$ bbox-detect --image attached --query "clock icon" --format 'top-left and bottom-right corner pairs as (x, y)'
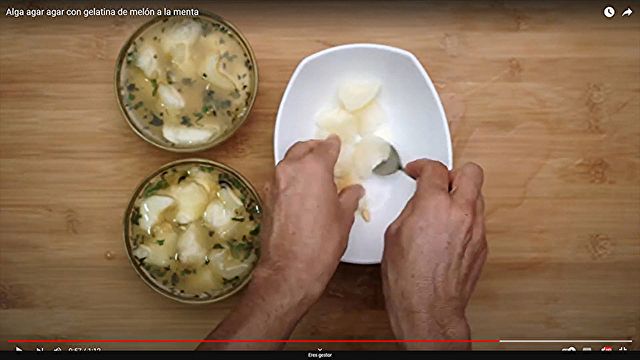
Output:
(604, 6), (615, 18)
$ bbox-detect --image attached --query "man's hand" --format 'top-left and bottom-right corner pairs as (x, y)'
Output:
(381, 160), (486, 350)
(259, 135), (365, 301)
(199, 136), (363, 350)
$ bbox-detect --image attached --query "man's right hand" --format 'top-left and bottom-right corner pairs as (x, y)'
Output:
(381, 160), (487, 350)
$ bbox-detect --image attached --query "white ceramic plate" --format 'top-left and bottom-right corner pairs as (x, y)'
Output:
(274, 44), (452, 264)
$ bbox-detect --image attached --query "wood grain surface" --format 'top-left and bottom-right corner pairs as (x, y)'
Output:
(1, 0), (639, 351)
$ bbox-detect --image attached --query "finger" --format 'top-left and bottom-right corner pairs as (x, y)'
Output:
(405, 159), (449, 194)
(311, 135), (342, 168)
(464, 245), (488, 299)
(465, 194), (485, 250)
(460, 195), (486, 296)
(450, 162), (484, 204)
(310, 134), (342, 167)
(338, 184), (365, 223)
(386, 161), (447, 236)
(283, 139), (322, 161)
(338, 184), (364, 250)
(462, 194), (486, 265)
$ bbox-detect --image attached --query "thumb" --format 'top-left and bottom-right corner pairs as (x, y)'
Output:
(338, 184), (365, 219)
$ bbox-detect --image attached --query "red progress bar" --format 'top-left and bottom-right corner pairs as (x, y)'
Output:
(9, 339), (499, 343)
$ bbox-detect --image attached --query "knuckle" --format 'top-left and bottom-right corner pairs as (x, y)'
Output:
(290, 140), (305, 149)
(463, 162), (484, 182)
(385, 220), (401, 240)
(432, 159), (449, 172)
(424, 160), (449, 179)
(274, 161), (287, 174)
(283, 142), (303, 158)
(274, 162), (293, 183)
(465, 162), (484, 175)
(306, 148), (323, 161)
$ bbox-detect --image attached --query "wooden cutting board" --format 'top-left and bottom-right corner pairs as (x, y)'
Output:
(1, 0), (638, 351)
